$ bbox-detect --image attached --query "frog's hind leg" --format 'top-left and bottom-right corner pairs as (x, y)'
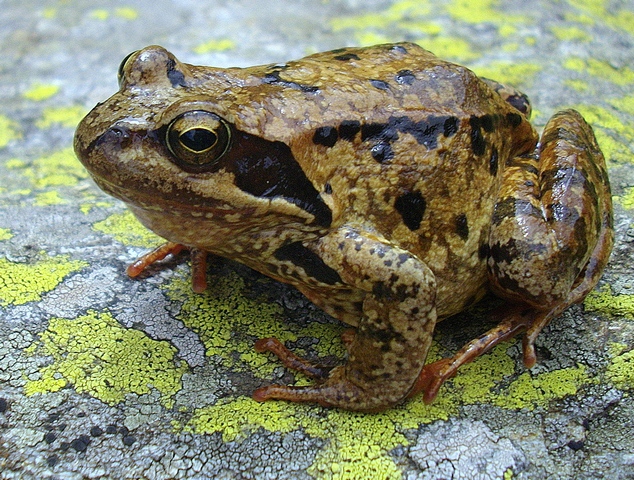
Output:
(488, 109), (612, 315)
(412, 109), (613, 404)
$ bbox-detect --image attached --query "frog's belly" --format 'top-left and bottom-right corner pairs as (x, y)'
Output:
(434, 267), (489, 319)
(259, 255), (488, 327)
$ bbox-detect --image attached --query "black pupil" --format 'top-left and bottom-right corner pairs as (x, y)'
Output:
(180, 128), (217, 152)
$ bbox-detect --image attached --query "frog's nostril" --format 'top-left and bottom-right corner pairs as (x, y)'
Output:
(100, 125), (133, 150)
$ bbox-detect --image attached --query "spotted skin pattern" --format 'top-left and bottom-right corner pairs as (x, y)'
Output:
(75, 43), (613, 411)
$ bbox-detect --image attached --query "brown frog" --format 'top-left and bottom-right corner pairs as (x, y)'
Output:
(74, 42), (613, 412)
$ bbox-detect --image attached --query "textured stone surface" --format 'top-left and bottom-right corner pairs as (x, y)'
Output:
(1, 1), (633, 478)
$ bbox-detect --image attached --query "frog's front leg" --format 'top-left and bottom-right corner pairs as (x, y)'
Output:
(126, 242), (210, 293)
(412, 109), (613, 403)
(254, 227), (438, 412)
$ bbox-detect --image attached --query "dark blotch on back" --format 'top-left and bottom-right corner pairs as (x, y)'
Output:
(391, 45), (408, 54)
(480, 114), (495, 132)
(334, 53), (360, 61)
(455, 214), (469, 240)
(489, 147), (499, 176)
(361, 123), (391, 142)
(338, 120), (361, 141)
(371, 142), (394, 163)
(370, 79), (390, 91)
(469, 115), (487, 156)
(166, 59), (186, 87)
(443, 117), (459, 137)
(361, 115), (459, 151)
(395, 70), (415, 85)
(490, 238), (548, 267)
(313, 126), (338, 147)
(505, 93), (531, 116)
(274, 242), (342, 285)
(395, 191), (426, 231)
(262, 70), (319, 93)
(506, 112), (523, 128)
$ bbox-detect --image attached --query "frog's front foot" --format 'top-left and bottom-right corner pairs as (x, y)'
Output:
(126, 242), (210, 292)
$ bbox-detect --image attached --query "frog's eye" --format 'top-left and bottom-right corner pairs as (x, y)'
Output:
(166, 111), (231, 168)
(117, 50), (138, 87)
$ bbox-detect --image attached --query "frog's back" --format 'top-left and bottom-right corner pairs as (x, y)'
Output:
(213, 43), (516, 141)
(238, 42), (537, 316)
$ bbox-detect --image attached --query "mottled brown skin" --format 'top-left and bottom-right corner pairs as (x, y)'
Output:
(74, 42), (613, 412)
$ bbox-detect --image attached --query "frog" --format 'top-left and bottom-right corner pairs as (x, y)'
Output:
(74, 42), (613, 412)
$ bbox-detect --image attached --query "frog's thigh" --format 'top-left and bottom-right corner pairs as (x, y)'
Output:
(313, 227), (438, 411)
(489, 109), (612, 308)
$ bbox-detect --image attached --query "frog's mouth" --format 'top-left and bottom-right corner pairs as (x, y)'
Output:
(88, 172), (253, 220)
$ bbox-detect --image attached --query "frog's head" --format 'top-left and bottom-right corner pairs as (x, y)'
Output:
(74, 46), (331, 247)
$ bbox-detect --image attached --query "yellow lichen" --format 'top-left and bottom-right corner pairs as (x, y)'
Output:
(36, 105), (87, 129)
(331, 1), (432, 32)
(79, 200), (113, 215)
(330, 1), (481, 62)
(606, 343), (634, 391)
(499, 24), (517, 38)
(186, 397), (302, 442)
(115, 7), (138, 20)
(7, 147), (88, 188)
(0, 114), (21, 148)
(564, 57), (634, 86)
(90, 9), (109, 20)
(171, 267), (460, 478)
(564, 79), (590, 92)
(23, 83), (60, 101)
(446, 341), (517, 403)
(493, 365), (589, 410)
(563, 12), (595, 25)
(92, 210), (163, 248)
(34, 190), (65, 206)
(551, 26), (592, 42)
(193, 39), (236, 55)
(175, 269), (596, 475)
(304, 394), (457, 480)
(164, 272), (290, 375)
(25, 310), (187, 407)
(0, 228), (12, 241)
(446, 0), (526, 25)
(471, 62), (542, 90)
(572, 104), (634, 164)
(170, 259), (600, 477)
(0, 254), (86, 306)
(584, 285), (634, 318)
(42, 7), (56, 19)
(417, 36), (480, 62)
(185, 374), (457, 479)
(568, 0), (634, 34)
(610, 94), (634, 117)
(619, 187), (634, 210)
